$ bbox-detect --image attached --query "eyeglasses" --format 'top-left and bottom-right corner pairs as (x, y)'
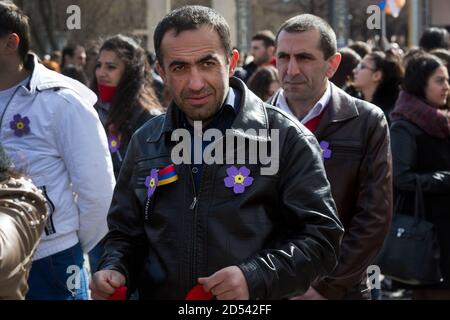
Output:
(355, 63), (376, 72)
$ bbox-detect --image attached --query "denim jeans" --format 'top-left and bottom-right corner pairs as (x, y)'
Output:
(26, 242), (89, 300)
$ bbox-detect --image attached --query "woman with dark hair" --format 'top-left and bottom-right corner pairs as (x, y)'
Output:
(390, 53), (450, 299)
(89, 35), (163, 274)
(330, 47), (361, 89)
(353, 51), (404, 123)
(431, 49), (450, 109)
(0, 144), (48, 299)
(247, 66), (280, 101)
(91, 34), (163, 178)
(431, 48), (450, 76)
(348, 41), (372, 60)
(403, 47), (425, 68)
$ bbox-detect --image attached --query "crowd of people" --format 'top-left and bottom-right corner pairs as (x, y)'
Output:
(1, 1), (450, 300)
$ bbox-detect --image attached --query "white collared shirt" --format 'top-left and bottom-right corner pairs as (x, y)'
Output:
(275, 81), (332, 124)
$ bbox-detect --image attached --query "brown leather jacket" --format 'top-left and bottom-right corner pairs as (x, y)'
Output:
(269, 83), (393, 299)
(0, 176), (48, 300)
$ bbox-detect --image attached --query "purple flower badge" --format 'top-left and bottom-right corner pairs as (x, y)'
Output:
(108, 133), (122, 153)
(144, 169), (158, 198)
(224, 166), (254, 194)
(10, 114), (30, 137)
(320, 141), (332, 159)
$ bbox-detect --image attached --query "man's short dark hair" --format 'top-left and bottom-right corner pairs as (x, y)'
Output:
(252, 30), (275, 48)
(62, 45), (76, 59)
(403, 53), (444, 100)
(276, 14), (337, 60)
(419, 27), (449, 51)
(61, 44), (84, 68)
(154, 5), (232, 66)
(0, 1), (30, 63)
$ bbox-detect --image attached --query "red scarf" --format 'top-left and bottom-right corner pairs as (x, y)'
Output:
(304, 112), (324, 133)
(98, 84), (117, 103)
(390, 91), (450, 139)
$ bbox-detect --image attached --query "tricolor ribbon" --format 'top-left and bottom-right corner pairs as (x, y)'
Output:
(157, 164), (178, 186)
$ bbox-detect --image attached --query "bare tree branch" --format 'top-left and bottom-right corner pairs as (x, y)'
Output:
(37, 0), (58, 50)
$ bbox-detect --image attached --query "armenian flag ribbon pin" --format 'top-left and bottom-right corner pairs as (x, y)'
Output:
(157, 164), (178, 186)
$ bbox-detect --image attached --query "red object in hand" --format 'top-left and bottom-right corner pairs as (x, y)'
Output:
(185, 285), (214, 300)
(108, 286), (127, 300)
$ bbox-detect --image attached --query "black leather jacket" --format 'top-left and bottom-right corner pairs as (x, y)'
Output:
(99, 78), (344, 299)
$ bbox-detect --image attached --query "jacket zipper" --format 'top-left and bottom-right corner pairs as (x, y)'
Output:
(189, 165), (199, 209)
(116, 150), (123, 163)
(187, 131), (223, 288)
(188, 164), (201, 288)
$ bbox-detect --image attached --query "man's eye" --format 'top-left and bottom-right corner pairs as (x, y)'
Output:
(172, 65), (185, 72)
(203, 61), (215, 67)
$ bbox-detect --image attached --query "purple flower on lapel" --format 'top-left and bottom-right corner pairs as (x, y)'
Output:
(108, 133), (122, 153)
(10, 114), (30, 137)
(224, 166), (254, 194)
(144, 169), (158, 198)
(320, 141), (332, 159)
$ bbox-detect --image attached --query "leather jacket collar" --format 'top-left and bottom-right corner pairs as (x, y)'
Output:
(268, 82), (359, 139)
(315, 83), (359, 139)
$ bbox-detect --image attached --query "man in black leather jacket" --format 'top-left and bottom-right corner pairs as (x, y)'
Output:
(90, 5), (344, 300)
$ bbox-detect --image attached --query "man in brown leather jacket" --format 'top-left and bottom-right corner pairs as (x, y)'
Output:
(0, 145), (48, 300)
(268, 14), (392, 299)
(90, 6), (344, 300)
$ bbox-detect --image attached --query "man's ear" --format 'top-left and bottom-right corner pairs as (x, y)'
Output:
(4, 33), (20, 55)
(156, 61), (166, 83)
(326, 52), (342, 79)
(228, 49), (240, 77)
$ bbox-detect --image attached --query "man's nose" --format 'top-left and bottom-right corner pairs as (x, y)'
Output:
(188, 67), (205, 91)
(287, 58), (300, 76)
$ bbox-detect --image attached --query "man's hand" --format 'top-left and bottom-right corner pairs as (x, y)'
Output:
(89, 270), (126, 300)
(198, 266), (249, 300)
(290, 286), (327, 300)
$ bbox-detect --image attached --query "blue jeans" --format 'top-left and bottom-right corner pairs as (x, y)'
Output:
(26, 242), (89, 300)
